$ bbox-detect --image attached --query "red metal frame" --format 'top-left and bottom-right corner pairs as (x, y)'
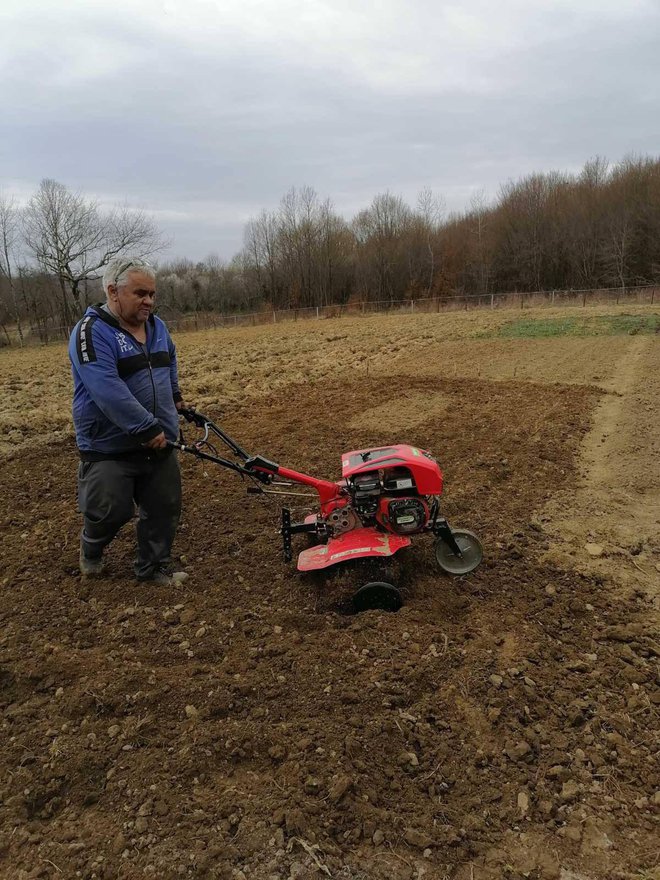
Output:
(275, 466), (346, 513)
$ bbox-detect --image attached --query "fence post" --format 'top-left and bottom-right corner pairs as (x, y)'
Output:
(490, 293), (494, 309)
(551, 290), (555, 305)
(316, 306), (319, 319)
(273, 311), (276, 323)
(582, 290), (587, 307)
(411, 300), (415, 313)
(652, 288), (655, 305)
(520, 293), (524, 309)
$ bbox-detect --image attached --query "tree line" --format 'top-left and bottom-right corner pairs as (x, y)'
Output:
(0, 179), (164, 344)
(1, 156), (659, 343)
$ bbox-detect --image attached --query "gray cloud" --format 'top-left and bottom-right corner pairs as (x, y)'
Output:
(1, 0), (659, 260)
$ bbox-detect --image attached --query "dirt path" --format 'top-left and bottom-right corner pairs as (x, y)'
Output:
(541, 335), (660, 602)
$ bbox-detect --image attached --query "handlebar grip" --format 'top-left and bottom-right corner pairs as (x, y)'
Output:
(178, 406), (208, 427)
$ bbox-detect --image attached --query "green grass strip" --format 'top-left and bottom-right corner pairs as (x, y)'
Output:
(483, 314), (659, 339)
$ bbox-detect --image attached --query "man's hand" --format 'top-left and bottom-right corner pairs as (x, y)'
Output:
(143, 431), (168, 450)
(175, 400), (186, 412)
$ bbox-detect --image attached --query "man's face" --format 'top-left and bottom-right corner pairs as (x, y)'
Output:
(110, 270), (156, 324)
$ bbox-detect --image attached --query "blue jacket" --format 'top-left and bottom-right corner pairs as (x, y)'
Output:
(69, 305), (182, 458)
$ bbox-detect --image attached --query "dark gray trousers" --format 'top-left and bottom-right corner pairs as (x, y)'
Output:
(77, 452), (181, 579)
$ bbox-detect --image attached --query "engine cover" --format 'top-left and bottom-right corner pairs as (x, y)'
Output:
(376, 497), (429, 535)
(342, 444), (443, 495)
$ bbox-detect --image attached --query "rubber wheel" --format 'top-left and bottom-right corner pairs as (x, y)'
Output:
(352, 581), (403, 613)
(435, 529), (483, 575)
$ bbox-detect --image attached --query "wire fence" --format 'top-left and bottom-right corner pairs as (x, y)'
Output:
(2, 283), (658, 346)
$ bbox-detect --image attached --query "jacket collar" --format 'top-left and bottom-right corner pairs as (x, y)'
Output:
(90, 304), (156, 331)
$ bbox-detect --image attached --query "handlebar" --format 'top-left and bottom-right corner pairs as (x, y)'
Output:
(174, 406), (273, 485)
(178, 405), (208, 428)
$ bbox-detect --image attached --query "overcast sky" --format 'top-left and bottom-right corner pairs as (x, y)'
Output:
(1, 0), (658, 261)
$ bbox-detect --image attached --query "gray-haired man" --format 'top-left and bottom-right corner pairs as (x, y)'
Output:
(68, 257), (188, 585)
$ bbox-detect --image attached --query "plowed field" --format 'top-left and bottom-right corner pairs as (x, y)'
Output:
(0, 305), (658, 880)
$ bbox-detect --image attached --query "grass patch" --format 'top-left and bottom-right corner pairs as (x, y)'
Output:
(483, 313), (660, 339)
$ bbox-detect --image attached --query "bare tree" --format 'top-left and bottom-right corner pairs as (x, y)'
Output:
(416, 187), (445, 296)
(603, 157), (644, 293)
(0, 193), (24, 344)
(353, 193), (413, 302)
(468, 190), (491, 296)
(277, 186), (319, 307)
(562, 160), (609, 288)
(23, 179), (166, 326)
(244, 209), (281, 303)
(318, 198), (353, 306)
(605, 212), (633, 294)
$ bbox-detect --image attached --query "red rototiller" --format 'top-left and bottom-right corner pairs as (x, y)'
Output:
(174, 408), (483, 611)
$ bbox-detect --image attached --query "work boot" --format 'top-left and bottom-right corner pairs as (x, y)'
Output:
(138, 564), (189, 586)
(79, 548), (105, 578)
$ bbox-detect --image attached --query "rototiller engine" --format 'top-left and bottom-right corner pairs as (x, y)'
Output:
(174, 408), (483, 611)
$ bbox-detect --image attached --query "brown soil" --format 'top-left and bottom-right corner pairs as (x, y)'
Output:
(541, 335), (660, 604)
(0, 309), (659, 880)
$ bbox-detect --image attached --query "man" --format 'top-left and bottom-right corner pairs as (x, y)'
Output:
(68, 257), (188, 585)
